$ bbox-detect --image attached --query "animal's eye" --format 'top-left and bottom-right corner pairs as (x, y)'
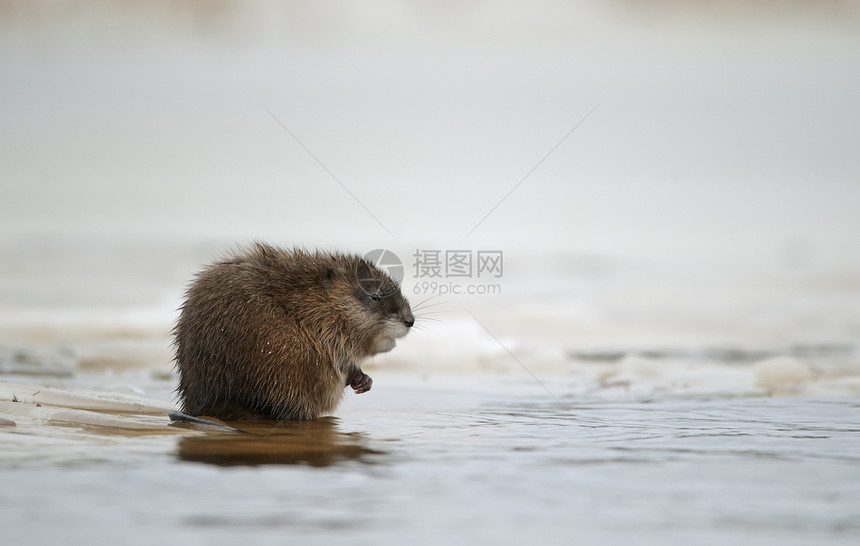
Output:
(370, 293), (380, 301)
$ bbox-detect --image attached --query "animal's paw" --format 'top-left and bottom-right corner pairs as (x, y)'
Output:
(348, 370), (373, 394)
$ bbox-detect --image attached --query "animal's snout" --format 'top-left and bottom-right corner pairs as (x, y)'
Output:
(403, 314), (414, 328)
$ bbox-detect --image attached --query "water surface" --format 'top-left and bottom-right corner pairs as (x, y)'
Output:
(2, 375), (859, 545)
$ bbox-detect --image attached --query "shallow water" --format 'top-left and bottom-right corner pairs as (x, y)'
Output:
(1, 375), (859, 545)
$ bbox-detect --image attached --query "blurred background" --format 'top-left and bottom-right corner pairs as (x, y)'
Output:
(1, 0), (859, 395)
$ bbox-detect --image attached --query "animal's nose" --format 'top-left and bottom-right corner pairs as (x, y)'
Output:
(403, 314), (414, 328)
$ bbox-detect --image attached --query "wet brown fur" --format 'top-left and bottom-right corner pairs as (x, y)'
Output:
(173, 243), (412, 420)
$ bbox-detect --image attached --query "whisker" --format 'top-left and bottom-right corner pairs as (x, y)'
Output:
(411, 295), (439, 307)
(413, 309), (447, 316)
(414, 316), (443, 323)
(413, 311), (444, 320)
(411, 297), (455, 312)
(413, 304), (453, 313)
(412, 304), (455, 315)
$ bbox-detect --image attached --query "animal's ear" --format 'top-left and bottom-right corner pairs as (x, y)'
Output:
(355, 260), (378, 295)
(355, 259), (373, 281)
(321, 266), (335, 288)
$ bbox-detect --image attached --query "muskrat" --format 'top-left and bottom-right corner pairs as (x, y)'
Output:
(173, 243), (413, 420)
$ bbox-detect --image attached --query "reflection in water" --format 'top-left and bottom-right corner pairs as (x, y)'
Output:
(175, 417), (384, 467)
